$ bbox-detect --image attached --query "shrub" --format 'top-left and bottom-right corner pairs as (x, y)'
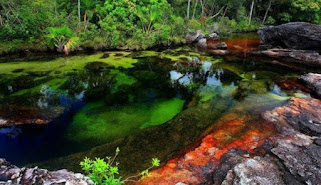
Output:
(80, 147), (160, 185)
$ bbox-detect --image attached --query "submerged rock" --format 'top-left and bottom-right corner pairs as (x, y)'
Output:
(258, 22), (321, 50)
(0, 105), (64, 128)
(84, 61), (110, 71)
(0, 158), (93, 185)
(300, 73), (321, 98)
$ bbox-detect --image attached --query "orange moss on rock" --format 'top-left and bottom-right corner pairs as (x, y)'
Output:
(137, 114), (276, 185)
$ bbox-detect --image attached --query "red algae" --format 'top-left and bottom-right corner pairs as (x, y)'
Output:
(208, 39), (260, 57)
(137, 114), (276, 185)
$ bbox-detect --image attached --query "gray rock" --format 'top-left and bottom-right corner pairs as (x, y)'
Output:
(251, 49), (321, 67)
(271, 142), (321, 185)
(258, 22), (321, 50)
(208, 33), (220, 41)
(186, 30), (205, 44)
(300, 73), (321, 98)
(196, 38), (207, 49)
(209, 50), (229, 56)
(0, 159), (94, 185)
(215, 42), (228, 50)
(222, 156), (286, 185)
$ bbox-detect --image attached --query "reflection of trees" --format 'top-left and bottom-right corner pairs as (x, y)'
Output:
(62, 71), (115, 101)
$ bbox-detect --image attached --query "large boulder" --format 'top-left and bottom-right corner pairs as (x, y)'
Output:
(0, 158), (94, 185)
(300, 73), (321, 98)
(208, 33), (220, 41)
(258, 22), (321, 50)
(185, 30), (205, 44)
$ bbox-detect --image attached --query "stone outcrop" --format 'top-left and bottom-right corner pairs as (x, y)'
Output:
(258, 22), (321, 50)
(207, 33), (220, 41)
(300, 73), (321, 98)
(255, 22), (321, 68)
(252, 49), (321, 67)
(185, 30), (205, 44)
(138, 97), (321, 185)
(0, 158), (94, 185)
(262, 98), (321, 184)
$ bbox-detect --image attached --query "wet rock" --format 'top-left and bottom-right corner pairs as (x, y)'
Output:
(0, 105), (65, 128)
(258, 22), (321, 50)
(271, 141), (321, 184)
(251, 49), (321, 67)
(263, 98), (321, 136)
(186, 30), (205, 44)
(213, 149), (250, 184)
(196, 38), (207, 49)
(208, 33), (220, 41)
(209, 50), (229, 56)
(0, 158), (93, 185)
(11, 69), (24, 73)
(221, 156), (286, 185)
(100, 53), (110, 59)
(300, 73), (321, 98)
(262, 98), (321, 184)
(215, 42), (228, 50)
(28, 71), (51, 77)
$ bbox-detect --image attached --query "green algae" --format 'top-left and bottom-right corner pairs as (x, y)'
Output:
(0, 52), (138, 76)
(65, 98), (185, 146)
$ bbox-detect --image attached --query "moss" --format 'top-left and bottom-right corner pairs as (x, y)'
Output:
(65, 98), (185, 146)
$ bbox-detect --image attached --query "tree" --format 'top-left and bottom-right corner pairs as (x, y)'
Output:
(46, 26), (78, 54)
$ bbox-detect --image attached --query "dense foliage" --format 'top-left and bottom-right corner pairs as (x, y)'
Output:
(0, 0), (320, 53)
(80, 147), (160, 185)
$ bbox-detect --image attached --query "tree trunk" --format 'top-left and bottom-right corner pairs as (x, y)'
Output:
(262, 0), (272, 25)
(78, 0), (81, 26)
(187, 0), (191, 19)
(200, 0), (204, 16)
(192, 0), (199, 19)
(210, 0), (216, 15)
(248, 0), (255, 25)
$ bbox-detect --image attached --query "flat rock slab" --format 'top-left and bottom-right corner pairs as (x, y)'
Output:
(251, 49), (321, 67)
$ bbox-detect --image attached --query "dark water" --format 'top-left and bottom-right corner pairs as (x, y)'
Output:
(0, 35), (314, 172)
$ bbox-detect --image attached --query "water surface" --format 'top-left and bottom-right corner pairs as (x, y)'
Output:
(0, 34), (314, 174)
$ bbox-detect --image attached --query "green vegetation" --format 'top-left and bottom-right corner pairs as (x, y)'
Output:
(80, 147), (160, 184)
(1, 0), (320, 54)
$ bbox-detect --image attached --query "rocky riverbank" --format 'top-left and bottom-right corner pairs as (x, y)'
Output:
(0, 158), (93, 185)
(137, 97), (321, 184)
(252, 22), (321, 67)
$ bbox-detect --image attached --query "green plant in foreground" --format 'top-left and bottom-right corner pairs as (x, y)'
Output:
(80, 147), (160, 185)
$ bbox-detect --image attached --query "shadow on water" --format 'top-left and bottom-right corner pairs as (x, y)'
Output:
(0, 34), (314, 175)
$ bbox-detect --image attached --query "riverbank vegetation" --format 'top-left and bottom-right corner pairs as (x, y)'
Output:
(0, 0), (320, 54)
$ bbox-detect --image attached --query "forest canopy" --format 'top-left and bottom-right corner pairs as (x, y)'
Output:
(0, 0), (320, 52)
